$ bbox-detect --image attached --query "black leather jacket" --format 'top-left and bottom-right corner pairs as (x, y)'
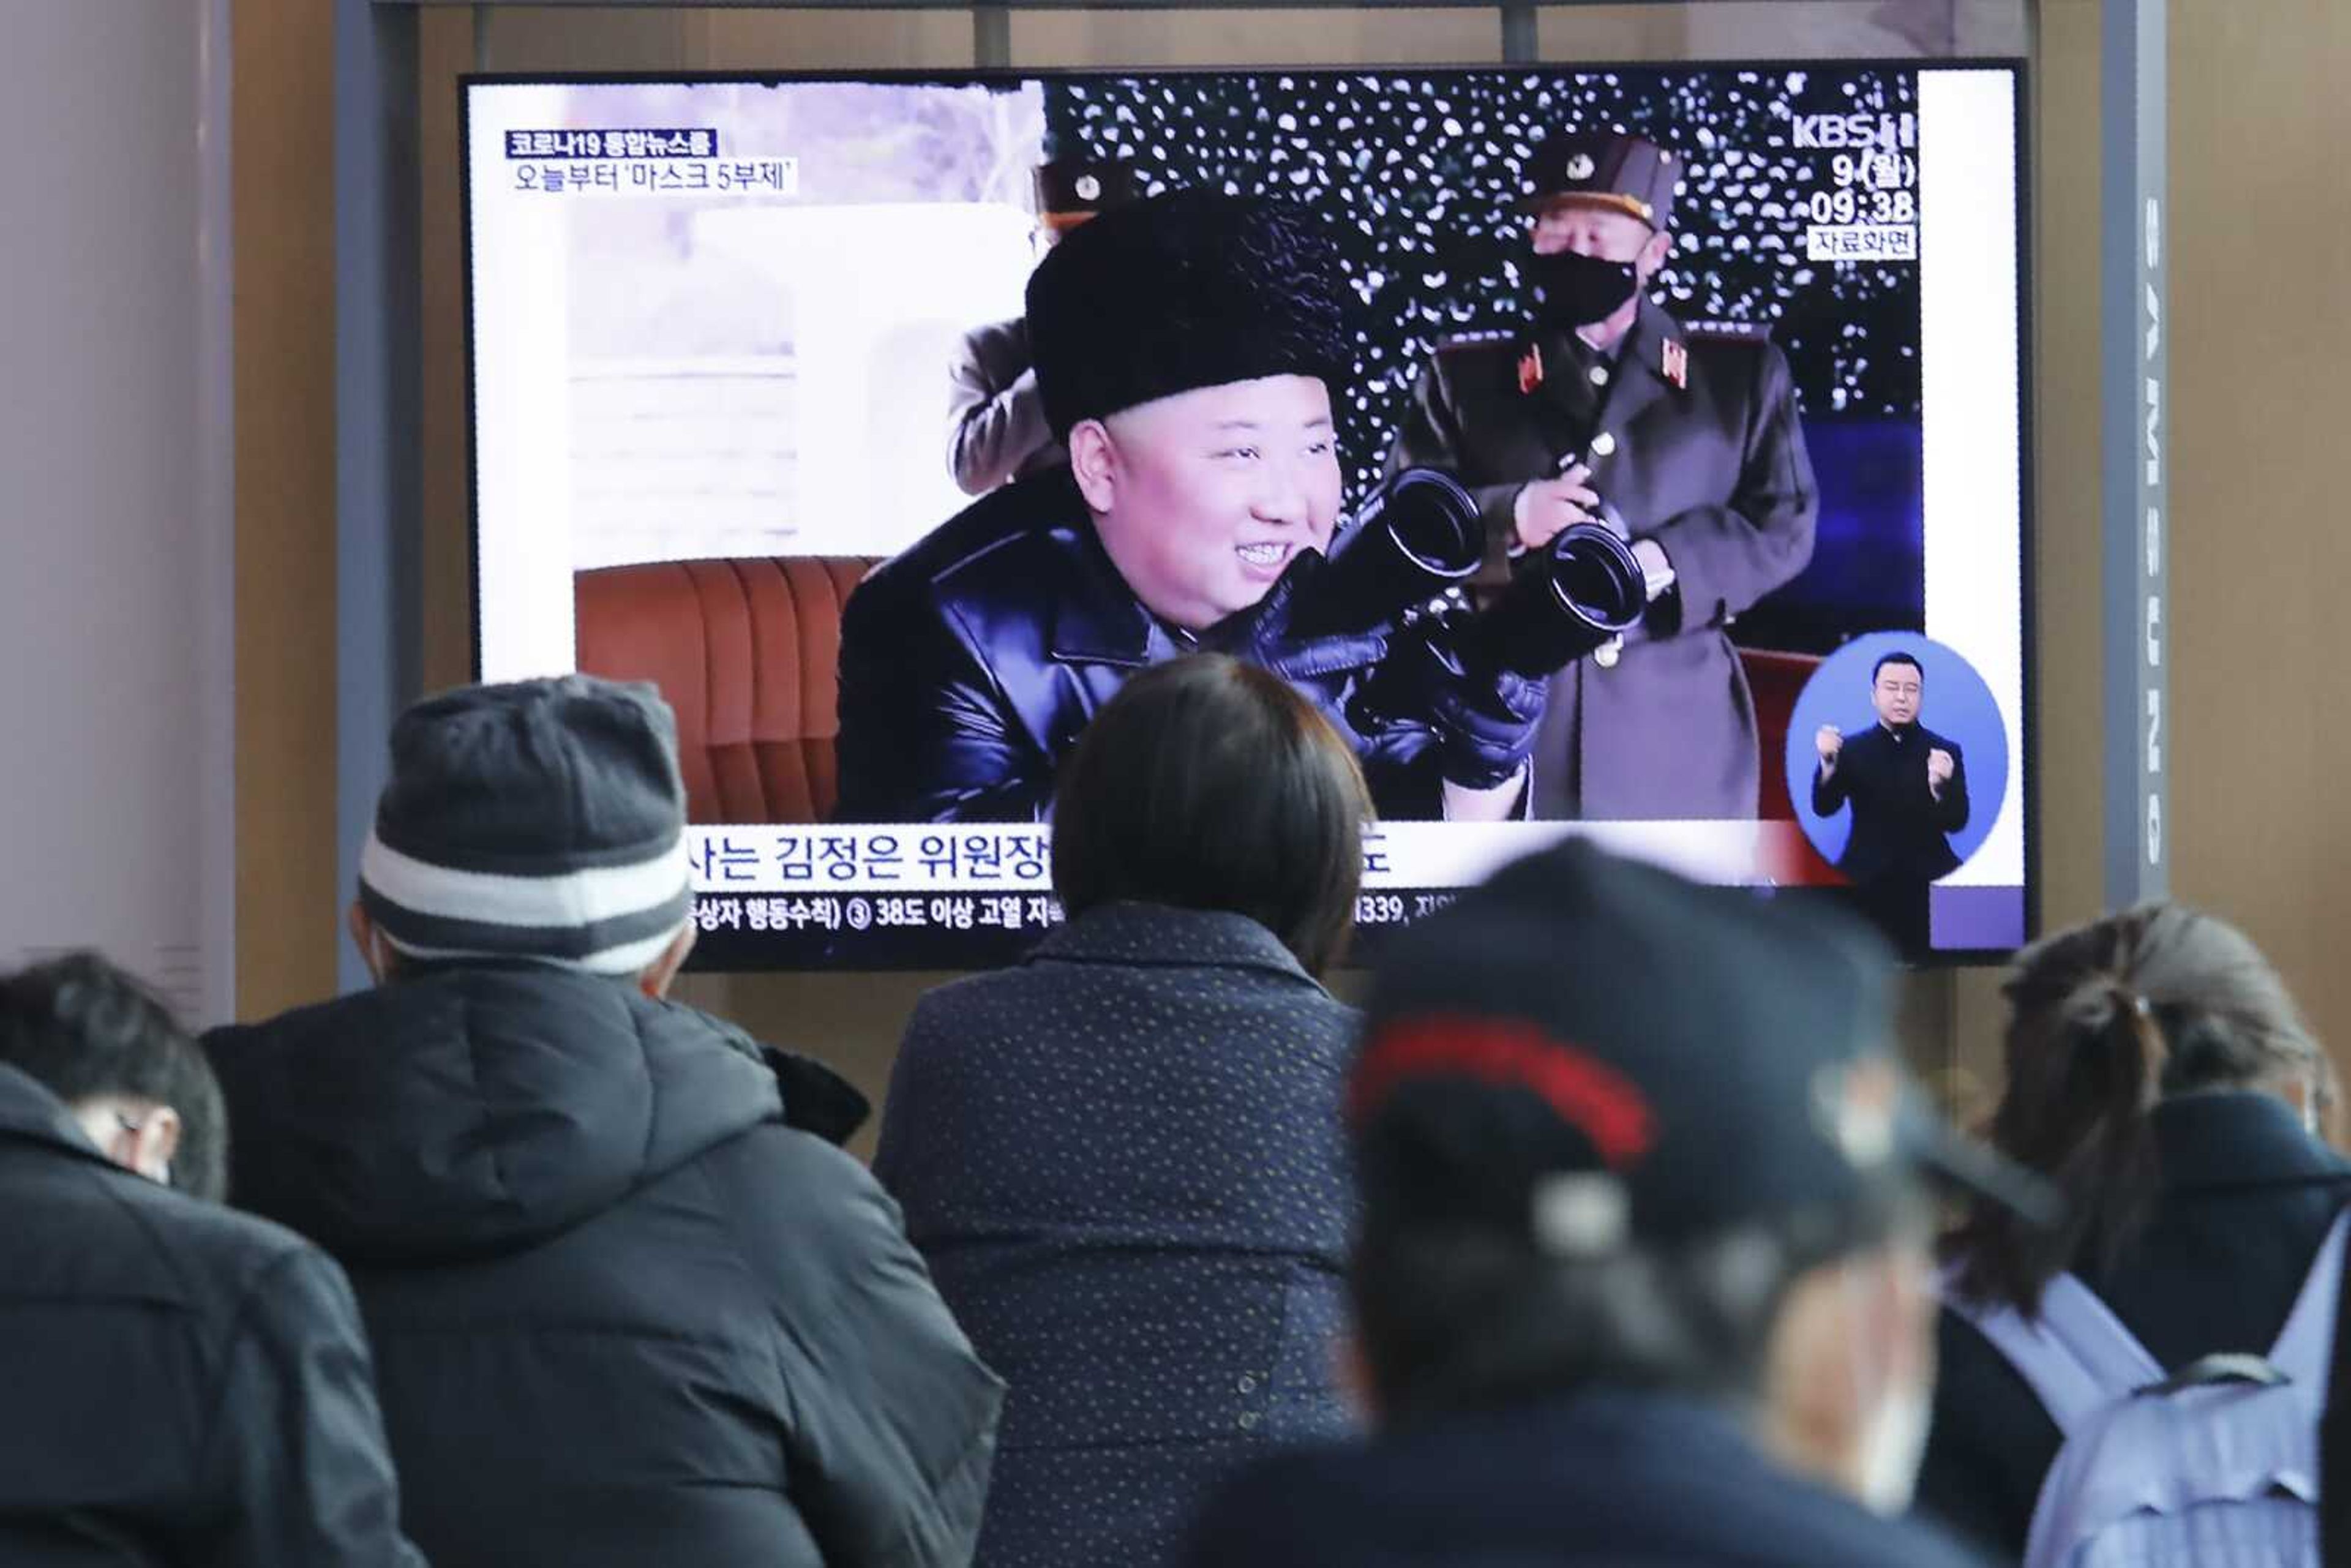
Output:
(833, 468), (1445, 822)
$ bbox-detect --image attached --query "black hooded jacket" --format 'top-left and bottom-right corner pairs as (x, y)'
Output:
(204, 964), (1002, 1568)
(0, 1062), (422, 1567)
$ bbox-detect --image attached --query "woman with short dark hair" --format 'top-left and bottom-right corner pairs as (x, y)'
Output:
(874, 653), (1371, 1568)
(1918, 903), (2350, 1560)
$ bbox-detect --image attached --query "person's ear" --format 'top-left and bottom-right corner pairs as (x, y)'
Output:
(2283, 1072), (2334, 1142)
(637, 921), (698, 1000)
(1638, 227), (1673, 280)
(1068, 418), (1119, 513)
(347, 901), (392, 984)
(80, 1098), (181, 1185)
(1759, 1240), (1934, 1510)
(124, 1104), (182, 1186)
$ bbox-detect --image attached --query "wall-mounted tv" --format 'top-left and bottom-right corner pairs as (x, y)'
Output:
(463, 61), (2029, 969)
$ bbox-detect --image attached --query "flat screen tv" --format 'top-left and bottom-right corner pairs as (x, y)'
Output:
(462, 61), (2030, 969)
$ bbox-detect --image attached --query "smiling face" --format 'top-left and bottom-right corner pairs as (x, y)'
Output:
(1068, 373), (1343, 631)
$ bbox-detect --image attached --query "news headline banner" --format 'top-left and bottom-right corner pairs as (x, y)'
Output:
(678, 822), (1872, 969)
(688, 823), (1798, 899)
(503, 127), (798, 198)
(678, 820), (2018, 959)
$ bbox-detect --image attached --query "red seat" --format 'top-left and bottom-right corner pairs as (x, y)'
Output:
(574, 557), (877, 825)
(1743, 647), (1822, 820)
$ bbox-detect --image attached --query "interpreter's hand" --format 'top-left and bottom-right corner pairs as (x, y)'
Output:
(1816, 725), (1843, 767)
(1512, 463), (1600, 553)
(1927, 748), (1955, 794)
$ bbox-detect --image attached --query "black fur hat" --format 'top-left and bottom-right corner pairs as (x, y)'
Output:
(1026, 189), (1352, 440)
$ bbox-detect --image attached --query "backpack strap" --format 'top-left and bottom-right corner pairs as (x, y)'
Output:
(2266, 1205), (2351, 1390)
(1945, 1269), (2165, 1436)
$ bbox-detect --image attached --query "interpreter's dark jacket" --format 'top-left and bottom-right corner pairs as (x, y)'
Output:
(1386, 299), (1818, 820)
(834, 467), (1444, 822)
(874, 902), (1359, 1568)
(1183, 1389), (1992, 1567)
(0, 1063), (422, 1568)
(1812, 719), (1970, 885)
(1921, 1091), (2351, 1560)
(206, 963), (1003, 1568)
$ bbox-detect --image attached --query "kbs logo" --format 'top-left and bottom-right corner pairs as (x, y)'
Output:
(1790, 112), (1916, 151)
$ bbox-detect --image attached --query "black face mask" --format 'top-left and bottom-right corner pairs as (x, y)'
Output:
(1526, 249), (1641, 330)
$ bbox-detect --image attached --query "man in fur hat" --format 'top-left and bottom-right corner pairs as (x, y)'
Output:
(838, 189), (1547, 824)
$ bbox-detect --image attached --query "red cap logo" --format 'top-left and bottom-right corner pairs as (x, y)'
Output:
(1349, 1015), (1657, 1169)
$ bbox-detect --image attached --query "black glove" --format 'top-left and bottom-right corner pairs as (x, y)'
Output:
(1388, 621), (1549, 791)
(759, 1045), (871, 1146)
(1201, 549), (1395, 683)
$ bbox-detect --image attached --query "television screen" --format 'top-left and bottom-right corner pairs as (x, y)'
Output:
(463, 62), (2028, 968)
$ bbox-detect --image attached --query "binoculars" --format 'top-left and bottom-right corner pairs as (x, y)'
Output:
(1287, 467), (1648, 678)
(1453, 521), (1648, 679)
(1283, 468), (1484, 643)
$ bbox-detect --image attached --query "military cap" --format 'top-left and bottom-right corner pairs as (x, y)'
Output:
(1032, 158), (1140, 225)
(1026, 189), (1351, 440)
(1520, 129), (1680, 231)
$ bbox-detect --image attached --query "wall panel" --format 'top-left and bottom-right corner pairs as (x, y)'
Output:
(2167, 0), (2351, 1078)
(234, 0), (342, 1018)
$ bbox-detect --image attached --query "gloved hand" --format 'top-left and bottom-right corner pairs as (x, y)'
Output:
(759, 1045), (872, 1146)
(1389, 621), (1550, 790)
(1201, 549), (1395, 683)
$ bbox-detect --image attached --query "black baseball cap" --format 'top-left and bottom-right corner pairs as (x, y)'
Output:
(1349, 840), (2054, 1258)
(1519, 130), (1680, 231)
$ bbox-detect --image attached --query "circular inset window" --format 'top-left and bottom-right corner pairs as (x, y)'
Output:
(1784, 634), (2009, 951)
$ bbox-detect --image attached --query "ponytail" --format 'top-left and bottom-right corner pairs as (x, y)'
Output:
(1946, 970), (2169, 1313)
(1944, 904), (2319, 1316)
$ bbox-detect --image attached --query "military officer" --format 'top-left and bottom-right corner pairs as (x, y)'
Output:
(945, 159), (1141, 496)
(1386, 129), (1818, 821)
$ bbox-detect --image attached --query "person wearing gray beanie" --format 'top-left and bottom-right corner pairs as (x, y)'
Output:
(204, 673), (1003, 1568)
(351, 675), (696, 978)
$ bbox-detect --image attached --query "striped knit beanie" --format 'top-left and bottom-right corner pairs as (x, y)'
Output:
(357, 675), (692, 975)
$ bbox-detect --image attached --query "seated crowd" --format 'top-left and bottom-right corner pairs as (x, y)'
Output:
(4, 662), (2347, 1566)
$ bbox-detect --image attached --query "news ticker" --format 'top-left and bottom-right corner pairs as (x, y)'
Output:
(687, 820), (1814, 901)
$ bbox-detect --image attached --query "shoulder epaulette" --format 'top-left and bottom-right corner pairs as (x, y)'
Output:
(1431, 328), (1518, 353)
(1682, 319), (1773, 342)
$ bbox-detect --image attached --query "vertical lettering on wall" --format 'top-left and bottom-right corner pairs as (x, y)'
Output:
(2106, 0), (2166, 906)
(2142, 196), (2164, 874)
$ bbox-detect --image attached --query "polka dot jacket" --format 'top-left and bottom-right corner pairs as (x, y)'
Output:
(873, 901), (1360, 1568)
